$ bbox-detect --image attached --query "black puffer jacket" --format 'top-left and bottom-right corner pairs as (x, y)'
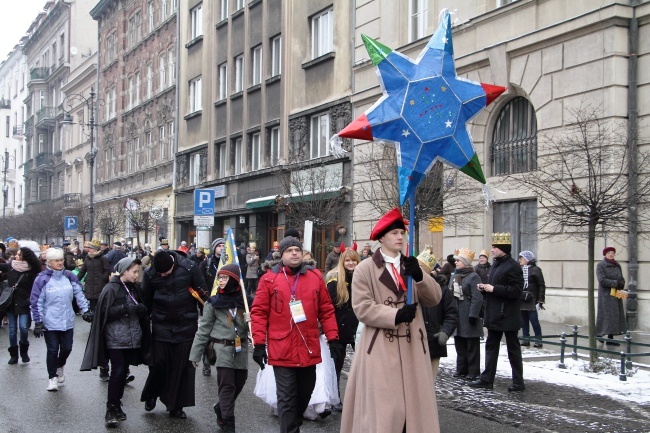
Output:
(103, 276), (145, 349)
(422, 285), (458, 359)
(0, 264), (39, 315)
(327, 270), (359, 344)
(199, 255), (220, 291)
(520, 261), (546, 311)
(484, 254), (524, 332)
(78, 253), (111, 300)
(142, 251), (208, 343)
(474, 262), (491, 284)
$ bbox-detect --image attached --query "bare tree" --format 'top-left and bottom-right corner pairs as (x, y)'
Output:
(96, 202), (125, 243)
(355, 142), (485, 246)
(123, 197), (160, 247)
(508, 103), (650, 364)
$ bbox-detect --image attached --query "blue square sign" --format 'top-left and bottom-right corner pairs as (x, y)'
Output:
(194, 189), (215, 216)
(64, 216), (78, 230)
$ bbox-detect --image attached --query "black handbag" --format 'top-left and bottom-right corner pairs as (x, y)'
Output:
(0, 274), (25, 312)
(205, 340), (217, 365)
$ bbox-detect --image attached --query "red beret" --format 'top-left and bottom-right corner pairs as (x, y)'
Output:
(602, 247), (616, 256)
(370, 208), (409, 240)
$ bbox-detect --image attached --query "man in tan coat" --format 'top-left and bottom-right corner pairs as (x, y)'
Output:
(341, 208), (442, 433)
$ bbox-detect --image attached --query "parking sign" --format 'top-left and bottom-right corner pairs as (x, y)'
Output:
(64, 216), (78, 231)
(194, 189), (215, 226)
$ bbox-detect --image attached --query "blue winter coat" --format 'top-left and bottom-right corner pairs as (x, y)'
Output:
(30, 268), (90, 330)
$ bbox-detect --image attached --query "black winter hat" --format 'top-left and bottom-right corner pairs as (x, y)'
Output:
(153, 251), (174, 273)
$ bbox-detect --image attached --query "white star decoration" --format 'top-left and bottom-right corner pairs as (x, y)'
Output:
(445, 119), (452, 128)
(442, 36), (448, 44)
(402, 129), (411, 137)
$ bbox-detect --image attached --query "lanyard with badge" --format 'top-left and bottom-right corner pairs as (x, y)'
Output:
(120, 280), (139, 305)
(229, 308), (242, 353)
(283, 267), (306, 323)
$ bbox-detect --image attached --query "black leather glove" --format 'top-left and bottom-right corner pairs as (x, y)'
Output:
(403, 256), (424, 282)
(134, 303), (148, 317)
(469, 317), (478, 326)
(329, 340), (344, 360)
(433, 331), (449, 346)
(82, 311), (94, 323)
(394, 302), (418, 325)
(253, 344), (268, 370)
(617, 280), (625, 290)
(33, 322), (44, 338)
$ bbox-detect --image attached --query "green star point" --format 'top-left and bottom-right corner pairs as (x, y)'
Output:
(460, 153), (486, 184)
(361, 34), (392, 66)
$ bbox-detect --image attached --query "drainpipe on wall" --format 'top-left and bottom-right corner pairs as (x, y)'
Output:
(626, 0), (640, 330)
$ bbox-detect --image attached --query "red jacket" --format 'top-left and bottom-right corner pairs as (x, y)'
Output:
(251, 262), (339, 367)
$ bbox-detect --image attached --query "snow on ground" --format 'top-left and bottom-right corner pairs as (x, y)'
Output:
(439, 342), (650, 404)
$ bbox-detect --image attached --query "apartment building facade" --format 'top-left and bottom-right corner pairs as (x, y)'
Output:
(175, 0), (354, 263)
(350, 0), (650, 329)
(21, 0), (98, 236)
(0, 44), (28, 218)
(91, 0), (178, 246)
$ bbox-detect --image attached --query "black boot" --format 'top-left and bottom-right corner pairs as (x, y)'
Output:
(19, 342), (30, 363)
(221, 416), (236, 433)
(116, 401), (127, 421)
(105, 403), (120, 427)
(7, 346), (18, 365)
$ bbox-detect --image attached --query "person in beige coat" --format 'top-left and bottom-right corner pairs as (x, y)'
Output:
(340, 208), (442, 433)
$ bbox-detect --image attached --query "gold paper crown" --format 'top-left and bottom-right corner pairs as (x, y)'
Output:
(249, 241), (257, 249)
(454, 248), (460, 255)
(479, 249), (490, 259)
(90, 239), (102, 248)
(456, 247), (475, 261)
(160, 238), (169, 245)
(39, 244), (50, 252)
(492, 232), (511, 245)
(416, 246), (437, 274)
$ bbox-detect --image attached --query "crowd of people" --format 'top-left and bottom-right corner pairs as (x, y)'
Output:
(0, 217), (629, 432)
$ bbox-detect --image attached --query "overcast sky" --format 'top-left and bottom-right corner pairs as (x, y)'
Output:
(1, 1), (53, 63)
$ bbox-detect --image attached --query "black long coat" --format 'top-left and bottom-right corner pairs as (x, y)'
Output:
(484, 254), (524, 332)
(327, 270), (359, 344)
(80, 276), (153, 371)
(422, 285), (458, 359)
(142, 251), (208, 343)
(521, 261), (546, 311)
(474, 262), (491, 284)
(0, 264), (39, 315)
(78, 254), (111, 300)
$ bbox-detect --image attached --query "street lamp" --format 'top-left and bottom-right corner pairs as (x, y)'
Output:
(60, 87), (101, 239)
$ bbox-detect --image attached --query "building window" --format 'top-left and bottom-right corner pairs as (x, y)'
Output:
(218, 143), (227, 178)
(271, 35), (281, 77)
(189, 76), (202, 113)
(134, 137), (141, 168)
(252, 45), (262, 86)
(168, 121), (174, 159)
(493, 199), (537, 256)
(168, 50), (175, 86)
(147, 64), (153, 99)
(234, 138), (243, 175)
(161, 0), (167, 22)
(159, 54), (166, 92)
(490, 96), (537, 176)
(408, 0), (428, 42)
(236, 0), (244, 10)
(135, 11), (142, 42)
(191, 4), (203, 39)
(128, 15), (136, 48)
(148, 0), (154, 33)
(270, 126), (280, 166)
(234, 55), (243, 93)
(218, 63), (228, 100)
(189, 153), (201, 185)
(310, 113), (330, 159)
(111, 87), (116, 116)
(127, 140), (133, 173)
(311, 8), (333, 59)
(128, 76), (134, 109)
(251, 133), (261, 171)
(135, 72), (141, 105)
(159, 125), (166, 160)
(171, 0), (178, 11)
(145, 131), (152, 164)
(220, 0), (229, 21)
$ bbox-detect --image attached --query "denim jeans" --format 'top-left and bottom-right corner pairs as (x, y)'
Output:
(43, 329), (74, 379)
(7, 312), (31, 347)
(521, 310), (543, 339)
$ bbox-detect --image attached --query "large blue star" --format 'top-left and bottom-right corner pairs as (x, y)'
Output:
(339, 12), (505, 204)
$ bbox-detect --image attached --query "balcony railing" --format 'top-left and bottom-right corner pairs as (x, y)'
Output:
(35, 152), (51, 167)
(63, 193), (81, 209)
(36, 106), (56, 125)
(30, 67), (51, 80)
(23, 159), (32, 174)
(24, 117), (34, 137)
(0, 99), (10, 109)
(12, 125), (23, 137)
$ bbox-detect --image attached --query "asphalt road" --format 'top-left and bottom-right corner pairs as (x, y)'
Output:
(2, 317), (647, 432)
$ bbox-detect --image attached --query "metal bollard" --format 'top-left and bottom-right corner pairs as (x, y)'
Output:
(619, 352), (627, 381)
(571, 325), (579, 360)
(558, 332), (567, 369)
(625, 332), (633, 370)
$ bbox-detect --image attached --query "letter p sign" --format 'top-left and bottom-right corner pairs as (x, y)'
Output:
(194, 189), (215, 216)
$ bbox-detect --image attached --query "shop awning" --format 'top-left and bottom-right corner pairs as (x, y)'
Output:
(244, 188), (343, 210)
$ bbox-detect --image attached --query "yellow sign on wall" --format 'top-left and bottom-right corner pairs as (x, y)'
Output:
(428, 217), (444, 233)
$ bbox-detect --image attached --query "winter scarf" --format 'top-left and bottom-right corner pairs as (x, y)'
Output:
(605, 258), (620, 267)
(11, 260), (30, 272)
